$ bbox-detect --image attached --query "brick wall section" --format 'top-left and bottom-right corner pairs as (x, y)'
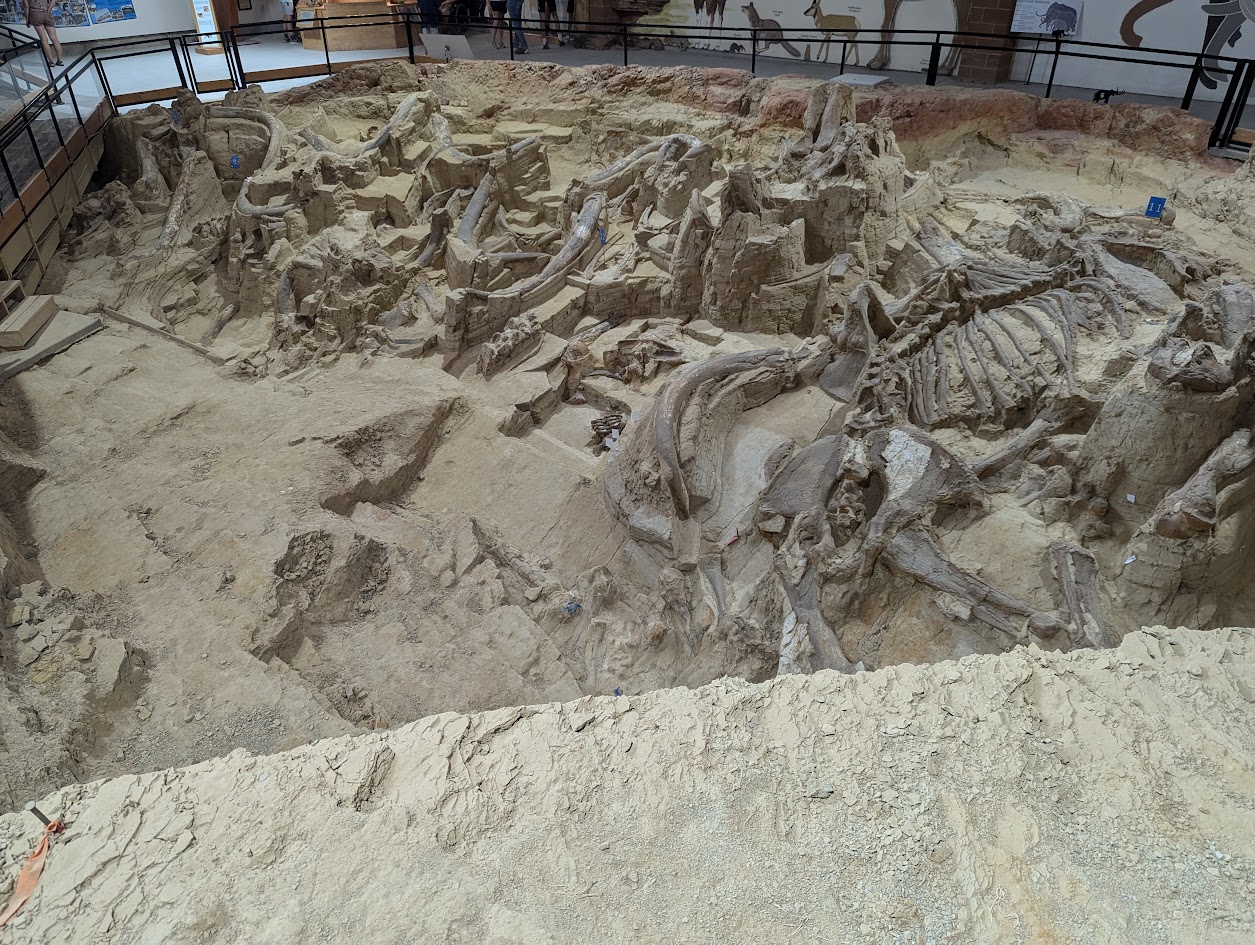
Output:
(957, 0), (1018, 84)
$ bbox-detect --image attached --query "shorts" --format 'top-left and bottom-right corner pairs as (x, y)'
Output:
(537, 0), (556, 13)
(280, 0), (294, 13)
(26, 9), (55, 28)
(489, 1), (506, 11)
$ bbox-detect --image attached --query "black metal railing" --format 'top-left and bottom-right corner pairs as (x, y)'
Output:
(1, 13), (1252, 273)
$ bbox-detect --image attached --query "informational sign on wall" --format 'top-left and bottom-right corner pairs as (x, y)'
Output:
(0, 0), (138, 28)
(1011, 0), (1083, 36)
(90, 0), (139, 25)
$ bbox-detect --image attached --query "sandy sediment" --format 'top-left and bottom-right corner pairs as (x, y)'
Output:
(0, 626), (1251, 943)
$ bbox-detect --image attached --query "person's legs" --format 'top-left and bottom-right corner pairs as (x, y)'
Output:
(558, 0), (569, 44)
(491, 6), (506, 47)
(34, 23), (61, 65)
(507, 0), (526, 51)
(540, 0), (552, 48)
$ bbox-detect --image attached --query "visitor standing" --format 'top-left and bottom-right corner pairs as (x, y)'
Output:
(420, 0), (440, 33)
(537, 0), (556, 49)
(280, 0), (298, 42)
(25, 0), (62, 66)
(560, 0), (573, 45)
(507, 0), (527, 53)
(490, 0), (508, 49)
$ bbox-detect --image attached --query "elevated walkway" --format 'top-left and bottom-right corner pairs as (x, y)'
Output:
(0, 29), (112, 294)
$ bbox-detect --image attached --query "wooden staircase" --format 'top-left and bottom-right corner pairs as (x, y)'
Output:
(0, 283), (58, 350)
(0, 282), (104, 379)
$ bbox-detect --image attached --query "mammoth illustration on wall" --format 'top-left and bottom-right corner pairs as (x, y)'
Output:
(1040, 2), (1079, 34)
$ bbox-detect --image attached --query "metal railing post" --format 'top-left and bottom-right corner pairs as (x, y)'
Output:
(170, 36), (188, 88)
(94, 51), (116, 110)
(405, 11), (415, 64)
(1221, 59), (1255, 148)
(840, 39), (847, 75)
(320, 17), (332, 76)
(181, 36), (200, 92)
(44, 98), (66, 150)
(1210, 60), (1244, 147)
(1181, 51), (1204, 111)
(622, 22), (628, 67)
(926, 32), (941, 86)
(750, 28), (756, 74)
(219, 33), (236, 88)
(25, 123), (45, 174)
(65, 76), (83, 127)
(1045, 35), (1061, 98)
(0, 150), (19, 208)
(231, 29), (247, 88)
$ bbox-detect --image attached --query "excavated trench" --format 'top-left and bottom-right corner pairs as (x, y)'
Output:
(2, 61), (1255, 815)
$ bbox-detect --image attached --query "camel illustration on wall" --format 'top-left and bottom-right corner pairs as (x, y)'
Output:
(1121, 0), (1255, 88)
(867, 0), (975, 74)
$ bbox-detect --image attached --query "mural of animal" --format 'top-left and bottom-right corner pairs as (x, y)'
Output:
(694, 0), (729, 33)
(867, 0), (975, 74)
(1120, 0), (1175, 46)
(1120, 0), (1254, 89)
(729, 41), (746, 52)
(1092, 87), (1125, 103)
(803, 0), (861, 64)
(742, 2), (802, 57)
(1039, 2), (1079, 34)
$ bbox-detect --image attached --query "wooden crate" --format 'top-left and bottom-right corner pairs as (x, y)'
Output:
(0, 295), (57, 350)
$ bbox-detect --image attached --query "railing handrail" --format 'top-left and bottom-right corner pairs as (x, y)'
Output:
(2, 13), (1251, 224)
(75, 14), (1246, 68)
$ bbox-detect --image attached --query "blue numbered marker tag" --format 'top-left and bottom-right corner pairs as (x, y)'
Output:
(230, 154), (241, 169)
(1146, 196), (1167, 219)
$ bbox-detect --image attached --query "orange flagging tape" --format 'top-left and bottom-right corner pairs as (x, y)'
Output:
(0, 820), (65, 929)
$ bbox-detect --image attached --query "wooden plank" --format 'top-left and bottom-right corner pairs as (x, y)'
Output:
(100, 307), (226, 364)
(0, 221), (33, 272)
(44, 148), (70, 185)
(84, 101), (111, 135)
(16, 170), (51, 216)
(64, 125), (87, 162)
(25, 195), (55, 239)
(331, 56), (415, 73)
(0, 310), (104, 380)
(112, 87), (184, 108)
(195, 79), (235, 94)
(16, 260), (39, 296)
(0, 295), (57, 349)
(0, 200), (26, 248)
(245, 64), (330, 83)
(9, 65), (49, 87)
(0, 280), (26, 307)
(0, 279), (22, 319)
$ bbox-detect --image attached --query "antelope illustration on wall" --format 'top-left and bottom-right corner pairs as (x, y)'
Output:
(803, 0), (861, 64)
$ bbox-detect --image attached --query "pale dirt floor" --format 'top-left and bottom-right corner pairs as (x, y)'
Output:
(1, 61), (1255, 943)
